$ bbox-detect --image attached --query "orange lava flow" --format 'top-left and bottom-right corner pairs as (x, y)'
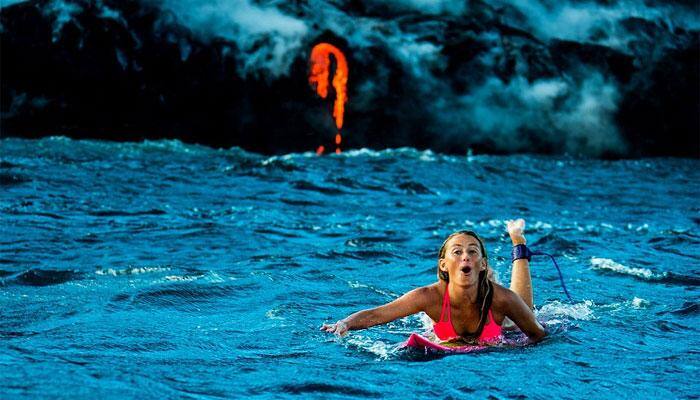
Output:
(308, 43), (348, 130)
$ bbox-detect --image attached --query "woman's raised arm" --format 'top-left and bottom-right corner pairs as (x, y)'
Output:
(507, 219), (534, 309)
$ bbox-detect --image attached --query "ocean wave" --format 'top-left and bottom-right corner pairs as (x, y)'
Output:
(163, 271), (230, 284)
(594, 297), (652, 314)
(652, 320), (691, 334)
(2, 137), (222, 167)
(252, 382), (381, 397)
(95, 265), (171, 276)
(667, 301), (699, 317)
(590, 257), (655, 279)
(9, 137), (663, 169)
(88, 209), (167, 217)
(0, 161), (21, 168)
(342, 250), (401, 261)
(3, 210), (65, 219)
(253, 228), (302, 239)
(590, 257), (700, 286)
(345, 235), (406, 248)
(0, 173), (31, 186)
(291, 180), (347, 195)
(396, 180), (434, 195)
(130, 282), (246, 308)
(265, 147), (439, 161)
(5, 269), (81, 286)
(262, 147), (466, 163)
(347, 281), (399, 299)
(531, 232), (581, 254)
(163, 275), (201, 283)
(279, 198), (322, 207)
(325, 176), (389, 192)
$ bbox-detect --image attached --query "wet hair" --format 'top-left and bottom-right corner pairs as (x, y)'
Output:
(436, 230), (494, 339)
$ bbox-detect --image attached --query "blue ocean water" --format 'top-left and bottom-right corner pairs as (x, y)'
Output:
(1, 137), (699, 399)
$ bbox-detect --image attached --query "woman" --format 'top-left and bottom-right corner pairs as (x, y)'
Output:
(321, 219), (546, 343)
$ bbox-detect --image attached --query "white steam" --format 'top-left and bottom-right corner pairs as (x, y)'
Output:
(430, 71), (626, 155)
(364, 0), (467, 15)
(498, 0), (700, 51)
(158, 0), (308, 77)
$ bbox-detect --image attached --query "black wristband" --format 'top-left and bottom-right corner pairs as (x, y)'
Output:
(512, 244), (532, 262)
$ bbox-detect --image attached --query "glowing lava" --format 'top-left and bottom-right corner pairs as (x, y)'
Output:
(309, 42), (348, 154)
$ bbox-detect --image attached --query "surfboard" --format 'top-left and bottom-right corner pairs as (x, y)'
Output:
(403, 333), (487, 353)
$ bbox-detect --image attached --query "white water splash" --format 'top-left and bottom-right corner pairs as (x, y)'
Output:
(537, 299), (595, 323)
(163, 275), (200, 282)
(590, 257), (654, 279)
(630, 297), (650, 309)
(164, 271), (233, 283)
(265, 308), (285, 320)
(417, 312), (437, 337)
(95, 266), (171, 276)
(343, 335), (393, 360)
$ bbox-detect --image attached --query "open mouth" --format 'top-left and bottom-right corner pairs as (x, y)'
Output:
(461, 266), (472, 274)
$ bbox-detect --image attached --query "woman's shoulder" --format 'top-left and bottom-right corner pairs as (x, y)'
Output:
(405, 283), (442, 304)
(490, 282), (520, 308)
(406, 283), (443, 317)
(413, 283), (441, 296)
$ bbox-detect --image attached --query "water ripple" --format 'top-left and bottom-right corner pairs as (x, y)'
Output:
(252, 383), (381, 397)
(0, 173), (31, 186)
(88, 209), (167, 217)
(292, 180), (347, 195)
(396, 181), (434, 195)
(5, 269), (81, 286)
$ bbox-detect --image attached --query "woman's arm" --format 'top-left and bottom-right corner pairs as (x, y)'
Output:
(508, 219), (534, 309)
(321, 287), (429, 336)
(501, 288), (546, 342)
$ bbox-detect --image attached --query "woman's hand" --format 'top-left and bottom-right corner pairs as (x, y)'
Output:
(506, 219), (527, 245)
(320, 320), (349, 336)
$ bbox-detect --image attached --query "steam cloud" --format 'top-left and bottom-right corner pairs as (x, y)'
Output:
(158, 0), (308, 77)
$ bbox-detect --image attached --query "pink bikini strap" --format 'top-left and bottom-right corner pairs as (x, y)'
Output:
(439, 285), (451, 323)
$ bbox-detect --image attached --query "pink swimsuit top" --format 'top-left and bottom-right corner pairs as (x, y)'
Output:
(433, 284), (502, 343)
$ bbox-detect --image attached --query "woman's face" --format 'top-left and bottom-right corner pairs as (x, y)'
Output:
(439, 234), (486, 286)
